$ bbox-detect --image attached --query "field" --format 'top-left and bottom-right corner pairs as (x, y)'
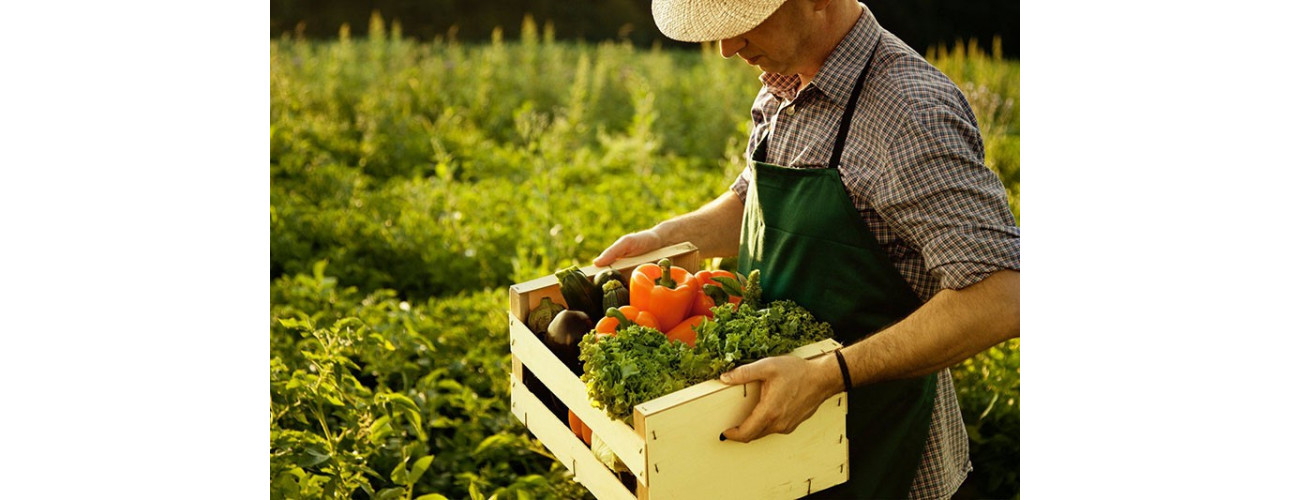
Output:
(270, 15), (1021, 500)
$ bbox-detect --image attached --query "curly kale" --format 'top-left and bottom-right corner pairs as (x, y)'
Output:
(578, 296), (833, 423)
(692, 300), (834, 373)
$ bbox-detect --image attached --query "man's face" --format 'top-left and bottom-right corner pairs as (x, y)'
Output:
(718, 0), (814, 76)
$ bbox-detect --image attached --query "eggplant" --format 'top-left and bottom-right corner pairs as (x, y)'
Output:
(547, 309), (594, 376)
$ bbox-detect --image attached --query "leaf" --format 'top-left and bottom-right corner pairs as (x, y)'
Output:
(390, 459), (409, 485)
(312, 260), (329, 280)
(299, 447), (331, 467)
(369, 415), (394, 444)
(473, 434), (511, 455)
(374, 487), (405, 500)
(383, 393), (421, 414)
(414, 495), (449, 500)
(271, 471), (301, 498)
(468, 481), (483, 500)
(408, 455), (434, 484)
(335, 317), (364, 330)
(711, 276), (743, 296)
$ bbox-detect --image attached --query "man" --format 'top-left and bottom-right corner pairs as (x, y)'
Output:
(593, 0), (1019, 498)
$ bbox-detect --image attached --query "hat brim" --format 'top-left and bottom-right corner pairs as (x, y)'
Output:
(652, 0), (788, 42)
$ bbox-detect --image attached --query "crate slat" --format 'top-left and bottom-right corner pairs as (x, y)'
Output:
(510, 314), (648, 481)
(510, 374), (636, 500)
(634, 339), (842, 418)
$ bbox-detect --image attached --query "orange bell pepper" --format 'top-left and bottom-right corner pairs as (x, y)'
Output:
(691, 269), (744, 318)
(568, 410), (592, 445)
(568, 410), (585, 443)
(594, 306), (660, 336)
(665, 315), (706, 346)
(691, 271), (716, 318)
(630, 259), (698, 332)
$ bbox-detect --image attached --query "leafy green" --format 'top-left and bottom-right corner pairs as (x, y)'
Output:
(578, 327), (700, 422)
(693, 300), (833, 373)
(578, 296), (833, 422)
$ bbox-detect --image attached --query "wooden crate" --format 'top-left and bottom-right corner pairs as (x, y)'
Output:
(508, 242), (849, 499)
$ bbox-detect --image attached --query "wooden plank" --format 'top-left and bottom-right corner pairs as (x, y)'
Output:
(669, 247), (702, 277)
(512, 285), (565, 323)
(509, 242), (700, 297)
(635, 339), (842, 418)
(510, 374), (636, 500)
(510, 314), (647, 480)
(633, 410), (650, 494)
(641, 385), (848, 499)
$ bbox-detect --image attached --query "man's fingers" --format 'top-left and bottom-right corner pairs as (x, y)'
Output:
(722, 400), (774, 443)
(593, 231), (662, 267)
(592, 249), (617, 267)
(720, 359), (780, 442)
(720, 358), (771, 385)
(593, 239), (629, 267)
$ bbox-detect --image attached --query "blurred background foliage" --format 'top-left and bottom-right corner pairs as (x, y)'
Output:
(270, 9), (1020, 500)
(270, 0), (1020, 58)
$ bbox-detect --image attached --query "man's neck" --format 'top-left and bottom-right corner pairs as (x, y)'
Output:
(798, 2), (864, 90)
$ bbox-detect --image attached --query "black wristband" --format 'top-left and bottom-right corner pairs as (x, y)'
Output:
(834, 350), (853, 391)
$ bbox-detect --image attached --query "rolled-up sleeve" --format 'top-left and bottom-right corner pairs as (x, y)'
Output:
(730, 165), (752, 202)
(874, 106), (1020, 291)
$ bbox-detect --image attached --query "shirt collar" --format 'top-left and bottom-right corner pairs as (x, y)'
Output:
(758, 3), (882, 105)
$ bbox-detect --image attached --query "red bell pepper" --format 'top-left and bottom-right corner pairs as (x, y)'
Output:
(629, 259), (698, 332)
(690, 270), (744, 317)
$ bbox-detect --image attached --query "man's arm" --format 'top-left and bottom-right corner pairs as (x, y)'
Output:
(593, 191), (744, 267)
(720, 269), (1019, 442)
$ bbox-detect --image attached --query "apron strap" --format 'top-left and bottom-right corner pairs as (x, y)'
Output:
(827, 45), (880, 170)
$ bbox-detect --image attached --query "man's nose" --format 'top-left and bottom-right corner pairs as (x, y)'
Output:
(719, 38), (743, 59)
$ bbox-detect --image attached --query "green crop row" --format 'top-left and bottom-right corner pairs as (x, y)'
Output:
(271, 15), (1019, 500)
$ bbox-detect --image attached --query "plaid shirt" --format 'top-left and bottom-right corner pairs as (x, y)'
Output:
(730, 5), (1020, 499)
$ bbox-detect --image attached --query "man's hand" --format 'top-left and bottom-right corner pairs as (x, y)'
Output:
(719, 355), (842, 442)
(593, 192), (745, 267)
(593, 229), (663, 267)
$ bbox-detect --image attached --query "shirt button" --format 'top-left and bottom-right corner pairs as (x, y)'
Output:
(784, 105), (796, 116)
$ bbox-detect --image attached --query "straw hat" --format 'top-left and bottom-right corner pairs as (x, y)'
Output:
(652, 0), (791, 42)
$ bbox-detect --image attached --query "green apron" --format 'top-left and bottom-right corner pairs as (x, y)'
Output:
(737, 47), (938, 499)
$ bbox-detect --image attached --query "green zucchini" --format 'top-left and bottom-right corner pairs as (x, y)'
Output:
(601, 280), (630, 314)
(555, 266), (603, 321)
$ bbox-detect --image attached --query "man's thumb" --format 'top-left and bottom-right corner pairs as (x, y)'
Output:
(720, 364), (755, 384)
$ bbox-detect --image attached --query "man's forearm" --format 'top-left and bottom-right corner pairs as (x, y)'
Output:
(821, 270), (1020, 391)
(653, 191), (744, 259)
